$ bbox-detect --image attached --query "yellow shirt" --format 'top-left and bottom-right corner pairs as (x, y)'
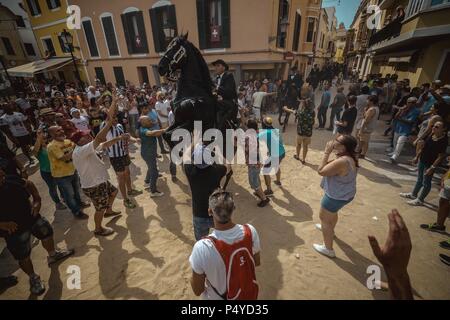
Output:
(47, 139), (76, 178)
(445, 170), (450, 188)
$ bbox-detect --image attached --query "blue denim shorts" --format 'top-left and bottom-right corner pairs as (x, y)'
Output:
(248, 165), (261, 190)
(321, 194), (354, 213)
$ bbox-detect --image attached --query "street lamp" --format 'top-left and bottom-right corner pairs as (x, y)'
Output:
(163, 25), (176, 40)
(61, 28), (84, 90)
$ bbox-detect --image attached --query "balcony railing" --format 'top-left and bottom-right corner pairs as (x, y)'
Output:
(368, 18), (402, 47)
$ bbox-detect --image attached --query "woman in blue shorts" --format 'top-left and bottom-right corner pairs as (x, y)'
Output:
(314, 135), (358, 258)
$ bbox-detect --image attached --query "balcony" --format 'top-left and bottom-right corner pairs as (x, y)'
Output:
(368, 18), (402, 47)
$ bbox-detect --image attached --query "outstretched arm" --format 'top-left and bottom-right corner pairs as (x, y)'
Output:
(94, 95), (118, 149)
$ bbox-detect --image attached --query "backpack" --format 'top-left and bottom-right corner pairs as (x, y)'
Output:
(206, 224), (259, 300)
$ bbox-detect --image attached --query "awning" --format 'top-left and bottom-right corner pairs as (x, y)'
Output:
(373, 50), (418, 63)
(7, 57), (73, 78)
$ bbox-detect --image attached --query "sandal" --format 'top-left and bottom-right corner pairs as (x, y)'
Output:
(94, 228), (114, 237)
(420, 223), (445, 233)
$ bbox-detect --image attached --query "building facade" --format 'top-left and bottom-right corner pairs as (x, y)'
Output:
(367, 0), (450, 87)
(22, 0), (89, 83)
(333, 22), (346, 64)
(69, 0), (322, 87)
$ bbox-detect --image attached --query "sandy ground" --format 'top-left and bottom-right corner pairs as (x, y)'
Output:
(1, 85), (449, 300)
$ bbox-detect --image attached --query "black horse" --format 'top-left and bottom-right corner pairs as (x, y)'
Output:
(158, 33), (235, 149)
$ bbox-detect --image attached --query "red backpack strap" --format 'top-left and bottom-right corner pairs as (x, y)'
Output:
(204, 236), (228, 300)
(242, 224), (254, 254)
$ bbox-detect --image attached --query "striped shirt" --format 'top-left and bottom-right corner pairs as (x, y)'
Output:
(101, 123), (128, 158)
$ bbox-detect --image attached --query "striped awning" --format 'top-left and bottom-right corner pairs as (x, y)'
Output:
(7, 57), (73, 78)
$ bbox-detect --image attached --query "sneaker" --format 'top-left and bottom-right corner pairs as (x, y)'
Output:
(128, 189), (143, 197)
(29, 275), (45, 296)
(47, 249), (75, 266)
(439, 240), (450, 250)
(399, 193), (416, 200)
(74, 212), (89, 220)
(420, 223), (445, 233)
(257, 198), (270, 207)
(55, 202), (67, 210)
(264, 189), (274, 197)
(390, 157), (397, 164)
(407, 199), (424, 207)
(439, 254), (450, 266)
(315, 224), (322, 231)
(124, 198), (136, 209)
(144, 183), (151, 190)
(150, 191), (165, 198)
(313, 243), (336, 258)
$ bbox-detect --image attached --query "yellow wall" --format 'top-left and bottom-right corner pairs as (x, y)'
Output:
(26, 0), (68, 27)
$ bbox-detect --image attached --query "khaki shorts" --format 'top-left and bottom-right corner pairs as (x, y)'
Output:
(297, 135), (311, 145)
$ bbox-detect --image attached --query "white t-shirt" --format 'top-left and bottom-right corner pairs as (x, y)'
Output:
(189, 224), (261, 300)
(0, 112), (29, 137)
(87, 90), (100, 101)
(70, 116), (90, 132)
(252, 92), (269, 108)
(155, 100), (170, 123)
(72, 141), (110, 189)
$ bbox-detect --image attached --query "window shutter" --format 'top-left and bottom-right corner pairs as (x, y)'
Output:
(135, 11), (149, 54)
(196, 0), (207, 49)
(167, 5), (178, 37)
(149, 8), (163, 53)
(26, 0), (41, 15)
(58, 35), (66, 53)
(46, 0), (52, 9)
(82, 20), (99, 57)
(55, 0), (61, 7)
(221, 0), (231, 48)
(102, 16), (119, 56)
(121, 13), (133, 54)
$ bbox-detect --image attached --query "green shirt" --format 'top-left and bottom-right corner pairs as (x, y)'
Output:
(37, 148), (51, 173)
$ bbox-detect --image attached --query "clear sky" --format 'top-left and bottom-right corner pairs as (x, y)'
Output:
(322, 0), (362, 28)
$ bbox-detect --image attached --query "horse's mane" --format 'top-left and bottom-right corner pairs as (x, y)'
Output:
(185, 40), (214, 93)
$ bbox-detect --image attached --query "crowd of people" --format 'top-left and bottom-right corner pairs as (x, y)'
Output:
(0, 59), (448, 300)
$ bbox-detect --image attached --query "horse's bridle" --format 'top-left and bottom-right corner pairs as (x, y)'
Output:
(161, 42), (187, 82)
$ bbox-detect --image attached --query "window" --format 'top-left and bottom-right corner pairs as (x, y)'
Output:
(16, 15), (26, 28)
(113, 67), (126, 87)
(82, 19), (99, 57)
(292, 12), (301, 52)
(101, 15), (120, 56)
(137, 67), (150, 85)
(42, 38), (55, 55)
(26, 0), (41, 16)
(196, 0), (230, 49)
(121, 10), (149, 54)
(149, 4), (178, 53)
(58, 35), (71, 53)
(94, 67), (106, 85)
(306, 17), (316, 42)
(1, 37), (15, 55)
(46, 0), (61, 10)
(24, 43), (36, 56)
(276, 0), (289, 48)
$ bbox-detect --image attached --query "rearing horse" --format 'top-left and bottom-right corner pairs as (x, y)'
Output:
(158, 33), (218, 148)
(158, 34), (237, 188)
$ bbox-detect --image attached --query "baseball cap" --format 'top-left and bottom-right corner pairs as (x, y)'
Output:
(70, 108), (80, 115)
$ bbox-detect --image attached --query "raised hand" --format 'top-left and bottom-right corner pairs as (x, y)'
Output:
(368, 209), (412, 279)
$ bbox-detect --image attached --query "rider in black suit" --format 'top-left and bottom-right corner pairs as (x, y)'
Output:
(212, 59), (238, 130)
